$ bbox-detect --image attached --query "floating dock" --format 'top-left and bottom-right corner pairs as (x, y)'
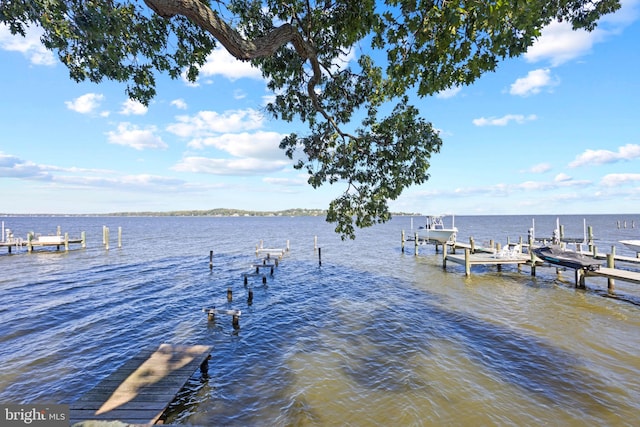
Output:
(70, 343), (212, 425)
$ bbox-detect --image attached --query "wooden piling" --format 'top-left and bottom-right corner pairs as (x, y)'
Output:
(227, 288), (233, 302)
(530, 250), (536, 276)
(209, 250), (213, 270)
(118, 226), (122, 248)
(414, 232), (419, 256)
(442, 245), (447, 269)
(248, 289), (253, 305)
(607, 246), (616, 292)
(401, 230), (405, 253)
(318, 247), (322, 266)
(464, 248), (471, 276)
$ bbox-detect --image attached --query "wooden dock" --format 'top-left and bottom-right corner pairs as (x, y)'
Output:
(443, 248), (534, 276)
(1, 234), (85, 253)
(585, 267), (640, 285)
(70, 343), (212, 425)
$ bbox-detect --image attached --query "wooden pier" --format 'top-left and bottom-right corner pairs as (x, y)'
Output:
(443, 247), (535, 276)
(69, 343), (212, 425)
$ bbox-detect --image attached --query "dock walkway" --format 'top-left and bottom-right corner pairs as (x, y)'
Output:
(443, 248), (533, 276)
(70, 343), (212, 425)
(585, 267), (640, 285)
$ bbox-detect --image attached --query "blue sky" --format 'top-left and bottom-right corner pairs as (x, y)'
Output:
(1, 1), (639, 216)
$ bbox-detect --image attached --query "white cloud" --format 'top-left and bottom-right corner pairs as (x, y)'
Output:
(65, 93), (104, 114)
(120, 99), (148, 115)
(263, 176), (307, 186)
(195, 46), (263, 81)
(187, 131), (286, 159)
(510, 69), (557, 96)
(172, 156), (288, 176)
(0, 24), (56, 66)
(106, 123), (168, 151)
(328, 46), (356, 74)
(569, 143), (640, 167)
(600, 173), (640, 186)
(436, 86), (462, 99)
(171, 99), (188, 110)
(167, 109), (264, 138)
(0, 152), (50, 179)
(528, 163), (552, 174)
(554, 173), (572, 182)
(525, 21), (603, 66)
(472, 114), (537, 127)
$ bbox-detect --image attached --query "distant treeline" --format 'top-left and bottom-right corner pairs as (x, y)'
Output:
(107, 208), (328, 217)
(2, 208), (420, 217)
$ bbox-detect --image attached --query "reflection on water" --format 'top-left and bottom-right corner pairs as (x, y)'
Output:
(0, 215), (639, 425)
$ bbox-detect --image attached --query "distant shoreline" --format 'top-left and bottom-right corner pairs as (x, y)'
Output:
(0, 208), (421, 218)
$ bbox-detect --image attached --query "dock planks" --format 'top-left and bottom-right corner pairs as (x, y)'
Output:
(586, 267), (640, 285)
(70, 343), (212, 425)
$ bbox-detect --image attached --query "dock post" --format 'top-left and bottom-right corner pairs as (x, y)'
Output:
(588, 226), (594, 251)
(81, 231), (86, 248)
(57, 225), (61, 236)
(207, 310), (215, 322)
(414, 232), (419, 256)
(227, 288), (233, 302)
(464, 248), (471, 276)
(209, 250), (213, 270)
(607, 246), (615, 292)
(248, 288), (253, 305)
(401, 230), (405, 253)
(314, 235), (318, 251)
(105, 227), (110, 250)
(469, 237), (475, 254)
(118, 227), (122, 248)
(64, 232), (69, 251)
(442, 245), (447, 269)
(530, 250), (536, 276)
(318, 247), (322, 266)
(287, 240), (290, 252)
(27, 232), (33, 253)
(232, 314), (240, 329)
(575, 269), (586, 289)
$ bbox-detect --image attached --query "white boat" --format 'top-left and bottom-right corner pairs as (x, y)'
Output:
(619, 240), (640, 253)
(416, 215), (458, 244)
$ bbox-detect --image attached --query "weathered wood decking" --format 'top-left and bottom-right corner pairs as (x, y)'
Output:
(443, 248), (534, 276)
(586, 267), (640, 285)
(70, 343), (212, 425)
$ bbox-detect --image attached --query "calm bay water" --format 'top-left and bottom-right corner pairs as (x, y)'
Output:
(1, 214), (639, 426)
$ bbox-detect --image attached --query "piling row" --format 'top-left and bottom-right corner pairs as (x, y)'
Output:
(203, 240), (290, 328)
